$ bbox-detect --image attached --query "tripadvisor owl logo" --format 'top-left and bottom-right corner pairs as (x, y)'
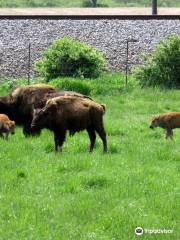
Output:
(135, 227), (144, 236)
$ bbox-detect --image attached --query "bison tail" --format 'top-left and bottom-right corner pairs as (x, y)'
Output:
(101, 104), (106, 113)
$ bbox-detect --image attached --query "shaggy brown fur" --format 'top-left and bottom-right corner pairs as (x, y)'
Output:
(38, 90), (93, 109)
(11, 85), (92, 109)
(150, 112), (180, 139)
(0, 114), (15, 140)
(31, 96), (107, 153)
(10, 84), (56, 113)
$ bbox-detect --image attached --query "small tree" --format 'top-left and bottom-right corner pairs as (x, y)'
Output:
(35, 37), (106, 81)
(152, 0), (157, 15)
(134, 35), (180, 88)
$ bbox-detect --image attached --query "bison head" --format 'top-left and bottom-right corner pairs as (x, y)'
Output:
(31, 102), (57, 131)
(149, 117), (159, 129)
(8, 120), (16, 135)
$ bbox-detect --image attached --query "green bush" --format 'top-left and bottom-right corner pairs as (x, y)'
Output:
(134, 35), (180, 88)
(35, 37), (106, 81)
(50, 73), (130, 96)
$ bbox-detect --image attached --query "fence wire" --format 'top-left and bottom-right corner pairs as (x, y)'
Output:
(0, 38), (153, 85)
(0, 39), (145, 79)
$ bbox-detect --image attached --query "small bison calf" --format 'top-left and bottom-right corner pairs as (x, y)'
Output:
(0, 114), (15, 140)
(150, 112), (180, 139)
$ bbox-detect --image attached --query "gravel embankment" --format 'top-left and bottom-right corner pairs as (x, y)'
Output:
(0, 18), (180, 78)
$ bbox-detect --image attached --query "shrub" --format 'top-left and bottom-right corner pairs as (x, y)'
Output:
(134, 35), (180, 88)
(35, 37), (106, 81)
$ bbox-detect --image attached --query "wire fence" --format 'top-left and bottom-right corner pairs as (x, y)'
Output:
(0, 37), (153, 86)
(3, 36), (180, 87)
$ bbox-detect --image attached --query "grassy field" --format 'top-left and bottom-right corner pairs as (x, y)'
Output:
(0, 74), (179, 239)
(0, 0), (180, 8)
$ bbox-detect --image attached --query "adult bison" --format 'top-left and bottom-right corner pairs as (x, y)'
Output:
(31, 96), (107, 153)
(0, 84), (92, 136)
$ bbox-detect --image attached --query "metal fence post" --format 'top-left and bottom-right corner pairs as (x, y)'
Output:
(125, 40), (129, 87)
(125, 38), (138, 87)
(152, 0), (157, 15)
(27, 42), (31, 85)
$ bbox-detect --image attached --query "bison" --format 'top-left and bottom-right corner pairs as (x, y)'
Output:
(0, 114), (15, 140)
(0, 84), (92, 136)
(31, 96), (107, 153)
(150, 112), (180, 139)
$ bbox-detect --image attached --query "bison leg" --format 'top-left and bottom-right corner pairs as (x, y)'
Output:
(166, 128), (173, 140)
(54, 133), (59, 152)
(95, 124), (107, 153)
(87, 127), (96, 152)
(54, 131), (66, 152)
(57, 131), (66, 151)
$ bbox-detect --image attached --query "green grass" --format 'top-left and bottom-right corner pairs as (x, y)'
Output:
(0, 74), (180, 239)
(0, 0), (180, 8)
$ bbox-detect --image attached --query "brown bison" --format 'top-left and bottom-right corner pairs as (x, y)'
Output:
(0, 114), (15, 140)
(31, 96), (107, 153)
(150, 112), (180, 139)
(0, 84), (92, 136)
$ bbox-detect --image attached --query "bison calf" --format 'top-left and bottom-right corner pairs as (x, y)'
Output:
(0, 114), (15, 140)
(31, 96), (107, 153)
(150, 112), (180, 139)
